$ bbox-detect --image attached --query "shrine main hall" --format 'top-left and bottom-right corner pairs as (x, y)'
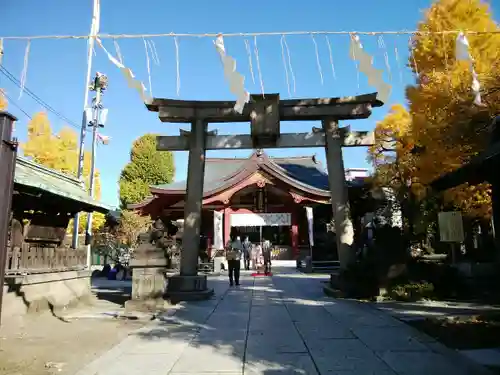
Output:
(130, 150), (369, 260)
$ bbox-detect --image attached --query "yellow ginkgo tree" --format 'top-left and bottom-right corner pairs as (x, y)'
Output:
(21, 111), (106, 233)
(369, 104), (424, 235)
(407, 0), (500, 220)
(0, 89), (7, 111)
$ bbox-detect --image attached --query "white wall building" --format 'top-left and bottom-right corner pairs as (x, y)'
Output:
(345, 168), (370, 181)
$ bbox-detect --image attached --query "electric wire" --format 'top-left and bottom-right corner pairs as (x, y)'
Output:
(1, 90), (32, 119)
(0, 65), (81, 129)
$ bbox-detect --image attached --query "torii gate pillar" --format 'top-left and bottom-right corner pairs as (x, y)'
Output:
(166, 119), (214, 302)
(322, 118), (355, 268)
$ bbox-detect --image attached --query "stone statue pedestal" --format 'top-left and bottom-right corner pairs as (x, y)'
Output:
(124, 242), (169, 313)
(166, 274), (214, 303)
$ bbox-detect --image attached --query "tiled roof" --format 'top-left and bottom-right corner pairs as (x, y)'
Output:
(14, 157), (112, 213)
(151, 154), (338, 194)
(153, 158), (248, 192)
(272, 156), (330, 190)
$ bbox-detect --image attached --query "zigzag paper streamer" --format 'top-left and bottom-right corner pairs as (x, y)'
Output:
(456, 32), (482, 106)
(18, 40), (31, 100)
(349, 34), (391, 103)
(96, 38), (151, 103)
(214, 35), (250, 114)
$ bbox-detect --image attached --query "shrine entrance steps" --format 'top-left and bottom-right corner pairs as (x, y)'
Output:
(75, 264), (492, 375)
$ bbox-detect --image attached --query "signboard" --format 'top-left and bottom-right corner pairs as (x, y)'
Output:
(230, 213), (291, 227)
(438, 211), (464, 243)
(213, 211), (223, 249)
(305, 207), (314, 246)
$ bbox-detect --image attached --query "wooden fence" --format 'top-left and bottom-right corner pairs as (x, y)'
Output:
(5, 244), (87, 275)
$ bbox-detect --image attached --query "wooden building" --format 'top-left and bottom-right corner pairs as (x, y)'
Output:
(130, 151), (372, 260)
(3, 157), (111, 319)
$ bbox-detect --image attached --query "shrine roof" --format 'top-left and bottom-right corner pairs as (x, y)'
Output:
(14, 157), (112, 213)
(150, 152), (354, 195)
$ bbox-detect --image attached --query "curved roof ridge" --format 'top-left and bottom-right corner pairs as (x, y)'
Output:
(271, 155), (314, 160)
(261, 163), (329, 195)
(268, 155), (326, 173)
(206, 157), (249, 162)
(262, 156), (330, 193)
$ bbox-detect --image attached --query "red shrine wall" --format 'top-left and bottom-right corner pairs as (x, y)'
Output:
(142, 200), (313, 260)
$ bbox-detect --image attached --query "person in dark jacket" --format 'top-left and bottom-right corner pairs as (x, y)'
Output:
(242, 236), (252, 270)
(226, 236), (242, 286)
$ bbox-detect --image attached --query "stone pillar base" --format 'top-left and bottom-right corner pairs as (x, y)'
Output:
(166, 274), (214, 303)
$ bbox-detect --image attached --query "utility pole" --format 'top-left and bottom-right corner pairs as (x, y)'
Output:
(72, 0), (101, 250)
(85, 72), (108, 268)
(0, 112), (18, 326)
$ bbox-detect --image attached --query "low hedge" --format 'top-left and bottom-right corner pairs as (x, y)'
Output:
(387, 281), (435, 302)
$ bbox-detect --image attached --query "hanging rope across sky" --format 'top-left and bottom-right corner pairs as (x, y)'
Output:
(1, 29), (500, 41)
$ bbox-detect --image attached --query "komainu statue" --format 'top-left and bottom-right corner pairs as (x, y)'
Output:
(166, 219), (184, 270)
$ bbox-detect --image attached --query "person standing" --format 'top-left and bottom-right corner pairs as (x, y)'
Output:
(252, 242), (262, 271)
(242, 236), (252, 270)
(226, 236), (242, 286)
(262, 238), (272, 274)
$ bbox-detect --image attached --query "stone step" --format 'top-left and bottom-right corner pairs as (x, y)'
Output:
(323, 284), (346, 298)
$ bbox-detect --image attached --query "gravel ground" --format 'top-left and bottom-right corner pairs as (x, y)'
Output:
(0, 279), (148, 375)
(0, 309), (146, 375)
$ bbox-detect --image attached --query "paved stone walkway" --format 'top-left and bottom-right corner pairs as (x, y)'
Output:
(75, 265), (493, 375)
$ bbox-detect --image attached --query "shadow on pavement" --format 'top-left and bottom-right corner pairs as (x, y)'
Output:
(134, 274), (330, 374)
(91, 278), (132, 307)
(370, 299), (500, 321)
(83, 263), (492, 374)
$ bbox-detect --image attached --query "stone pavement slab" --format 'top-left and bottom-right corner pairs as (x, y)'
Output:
(75, 265), (494, 375)
(461, 347), (500, 368)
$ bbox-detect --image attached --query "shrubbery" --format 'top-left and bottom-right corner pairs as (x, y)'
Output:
(387, 281), (435, 302)
(382, 260), (469, 302)
(406, 260), (468, 299)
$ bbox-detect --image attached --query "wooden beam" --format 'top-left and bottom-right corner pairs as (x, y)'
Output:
(157, 103), (375, 123)
(146, 92), (383, 112)
(156, 131), (374, 151)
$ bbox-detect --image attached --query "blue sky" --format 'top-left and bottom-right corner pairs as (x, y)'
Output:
(2, 0), (499, 207)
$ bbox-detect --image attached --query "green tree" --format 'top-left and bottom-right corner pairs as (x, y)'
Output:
(407, 0), (500, 220)
(21, 111), (105, 232)
(119, 134), (175, 208)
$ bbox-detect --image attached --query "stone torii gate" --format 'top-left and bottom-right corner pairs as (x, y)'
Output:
(147, 93), (383, 301)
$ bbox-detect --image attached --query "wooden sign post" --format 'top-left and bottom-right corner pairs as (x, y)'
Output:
(438, 211), (465, 264)
(0, 112), (18, 325)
